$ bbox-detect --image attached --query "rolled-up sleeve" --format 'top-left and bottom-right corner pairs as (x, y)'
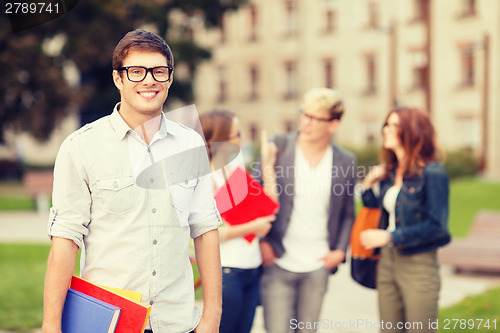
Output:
(48, 139), (91, 248)
(187, 136), (222, 239)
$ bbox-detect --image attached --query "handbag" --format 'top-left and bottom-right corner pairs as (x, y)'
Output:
(350, 207), (382, 289)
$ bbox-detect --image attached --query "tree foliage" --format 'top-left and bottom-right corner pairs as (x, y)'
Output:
(0, 0), (246, 143)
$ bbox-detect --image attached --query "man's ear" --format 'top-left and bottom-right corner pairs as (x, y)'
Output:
(113, 70), (123, 91)
(328, 119), (340, 135)
(167, 71), (174, 88)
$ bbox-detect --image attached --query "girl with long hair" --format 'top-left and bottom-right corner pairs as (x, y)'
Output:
(361, 107), (451, 333)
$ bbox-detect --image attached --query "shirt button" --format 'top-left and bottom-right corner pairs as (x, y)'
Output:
(153, 239), (158, 245)
(113, 182), (118, 188)
(152, 208), (157, 213)
(149, 178), (154, 183)
(147, 147), (151, 153)
(150, 300), (154, 305)
(185, 178), (188, 185)
(152, 270), (157, 276)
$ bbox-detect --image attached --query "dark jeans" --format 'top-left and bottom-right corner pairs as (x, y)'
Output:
(219, 266), (262, 333)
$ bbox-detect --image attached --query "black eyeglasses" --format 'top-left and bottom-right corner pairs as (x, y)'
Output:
(300, 110), (335, 123)
(118, 66), (173, 82)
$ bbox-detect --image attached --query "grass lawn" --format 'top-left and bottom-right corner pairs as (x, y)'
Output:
(0, 196), (35, 211)
(0, 244), (50, 332)
(448, 177), (500, 237)
(438, 287), (500, 332)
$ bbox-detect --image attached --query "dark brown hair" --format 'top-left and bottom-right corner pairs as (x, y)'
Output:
(199, 109), (235, 160)
(112, 29), (174, 70)
(380, 107), (443, 177)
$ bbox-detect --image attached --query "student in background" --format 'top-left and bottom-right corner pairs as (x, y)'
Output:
(255, 88), (357, 333)
(200, 109), (276, 333)
(361, 107), (451, 333)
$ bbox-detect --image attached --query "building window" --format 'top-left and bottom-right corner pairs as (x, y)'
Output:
(249, 64), (259, 100)
(411, 0), (427, 22)
(249, 123), (259, 142)
(323, 59), (334, 89)
(367, 1), (379, 29)
(325, 9), (336, 33)
(364, 54), (377, 94)
(456, 115), (480, 149)
(249, 4), (258, 41)
(284, 120), (295, 133)
(459, 0), (476, 17)
(284, 0), (298, 37)
(217, 67), (227, 103)
(364, 120), (378, 144)
(460, 45), (475, 87)
(409, 50), (427, 90)
(412, 67), (427, 90)
(284, 61), (297, 99)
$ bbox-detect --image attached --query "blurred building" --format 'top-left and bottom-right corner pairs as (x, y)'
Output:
(192, 0), (500, 179)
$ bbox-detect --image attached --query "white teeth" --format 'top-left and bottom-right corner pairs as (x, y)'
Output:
(139, 92), (157, 98)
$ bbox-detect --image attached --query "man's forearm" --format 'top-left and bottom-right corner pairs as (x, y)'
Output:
(193, 229), (222, 330)
(42, 237), (79, 333)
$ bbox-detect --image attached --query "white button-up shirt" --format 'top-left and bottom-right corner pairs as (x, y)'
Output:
(276, 145), (333, 273)
(48, 104), (221, 333)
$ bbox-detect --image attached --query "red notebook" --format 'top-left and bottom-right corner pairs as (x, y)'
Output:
(214, 167), (280, 242)
(70, 276), (151, 333)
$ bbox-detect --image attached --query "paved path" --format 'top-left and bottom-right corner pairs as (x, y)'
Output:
(0, 211), (50, 244)
(2, 211), (500, 333)
(248, 263), (500, 333)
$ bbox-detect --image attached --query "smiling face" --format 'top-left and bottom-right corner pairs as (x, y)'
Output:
(113, 50), (173, 121)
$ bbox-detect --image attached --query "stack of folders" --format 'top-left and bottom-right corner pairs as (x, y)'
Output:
(61, 276), (152, 333)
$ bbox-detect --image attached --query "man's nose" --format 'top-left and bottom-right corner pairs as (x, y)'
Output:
(142, 71), (156, 84)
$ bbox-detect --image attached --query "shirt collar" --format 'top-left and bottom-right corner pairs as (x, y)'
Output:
(110, 103), (177, 140)
(110, 103), (132, 140)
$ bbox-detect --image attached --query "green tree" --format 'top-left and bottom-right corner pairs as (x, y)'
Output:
(0, 0), (245, 143)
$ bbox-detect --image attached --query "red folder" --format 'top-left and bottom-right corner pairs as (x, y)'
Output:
(214, 167), (280, 242)
(70, 276), (151, 333)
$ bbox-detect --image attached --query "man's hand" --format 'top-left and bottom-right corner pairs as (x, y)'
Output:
(260, 240), (277, 266)
(194, 313), (220, 333)
(260, 130), (277, 169)
(320, 249), (345, 270)
(41, 321), (62, 333)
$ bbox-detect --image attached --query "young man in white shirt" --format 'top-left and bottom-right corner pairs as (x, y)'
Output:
(42, 29), (222, 333)
(257, 88), (357, 333)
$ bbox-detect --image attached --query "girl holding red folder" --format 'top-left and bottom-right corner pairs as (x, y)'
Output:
(200, 110), (277, 333)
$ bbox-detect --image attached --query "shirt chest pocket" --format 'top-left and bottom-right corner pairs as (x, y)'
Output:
(401, 182), (424, 204)
(97, 176), (136, 214)
(169, 176), (198, 226)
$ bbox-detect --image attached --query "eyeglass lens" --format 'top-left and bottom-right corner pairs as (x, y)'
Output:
(126, 66), (171, 82)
